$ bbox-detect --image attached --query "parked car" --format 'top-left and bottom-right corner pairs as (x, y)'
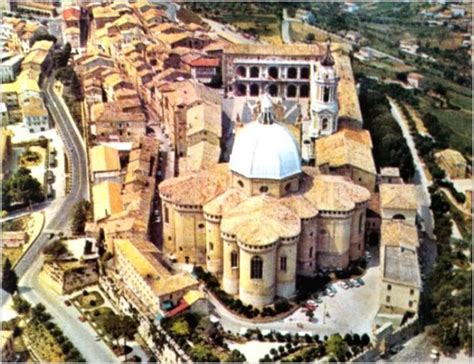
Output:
(350, 278), (360, 287)
(79, 316), (86, 322)
(356, 277), (365, 286)
(64, 300), (71, 307)
(46, 170), (55, 183)
(325, 288), (334, 297)
(156, 216), (162, 223)
(346, 280), (354, 288)
(338, 281), (349, 289)
(365, 251), (372, 260)
(305, 300), (317, 310)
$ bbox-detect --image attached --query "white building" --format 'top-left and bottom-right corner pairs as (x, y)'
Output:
(0, 102), (8, 125)
(0, 54), (24, 83)
(22, 97), (50, 133)
(309, 41), (340, 139)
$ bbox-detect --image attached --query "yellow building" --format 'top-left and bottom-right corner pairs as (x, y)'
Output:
(159, 95), (370, 307)
(379, 183), (417, 225)
(92, 181), (124, 222)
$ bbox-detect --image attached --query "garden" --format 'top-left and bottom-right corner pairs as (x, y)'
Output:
(161, 311), (246, 362)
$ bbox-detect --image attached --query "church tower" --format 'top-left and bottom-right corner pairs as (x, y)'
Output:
(309, 40), (340, 139)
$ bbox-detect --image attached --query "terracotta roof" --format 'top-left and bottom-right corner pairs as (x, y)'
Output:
(92, 6), (119, 20)
(434, 148), (466, 167)
(92, 181), (123, 221)
(316, 128), (376, 174)
(407, 72), (424, 81)
(156, 31), (193, 46)
(224, 43), (323, 57)
(182, 141), (221, 171)
(22, 97), (48, 118)
(159, 164), (229, 206)
(188, 57), (220, 67)
(63, 7), (81, 21)
(221, 194), (301, 246)
(382, 220), (419, 250)
(302, 171), (371, 212)
(90, 102), (146, 124)
(204, 188), (247, 217)
(367, 192), (381, 217)
(89, 145), (120, 173)
(151, 272), (198, 297)
(380, 184), (417, 211)
(279, 194), (319, 220)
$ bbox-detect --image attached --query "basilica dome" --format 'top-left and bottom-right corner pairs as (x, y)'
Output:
(229, 94), (302, 180)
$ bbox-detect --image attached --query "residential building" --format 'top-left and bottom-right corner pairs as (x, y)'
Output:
(22, 96), (50, 133)
(407, 72), (426, 89)
(0, 54), (23, 82)
(399, 40), (419, 55)
(92, 181), (124, 222)
(379, 183), (417, 225)
(379, 167), (403, 185)
(89, 145), (122, 183)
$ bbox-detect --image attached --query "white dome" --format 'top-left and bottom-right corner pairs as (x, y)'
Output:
(229, 121), (302, 180)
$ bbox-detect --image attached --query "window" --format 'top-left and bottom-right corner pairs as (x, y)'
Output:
(387, 284), (392, 291)
(231, 251), (238, 268)
(409, 301), (413, 308)
(260, 185), (268, 193)
(410, 289), (414, 295)
(164, 206), (169, 223)
(237, 180), (244, 188)
(359, 214), (364, 233)
(309, 247), (313, 258)
(386, 296), (391, 303)
(250, 256), (263, 279)
(280, 256), (287, 272)
(209, 242), (214, 251)
(322, 118), (329, 130)
(285, 183), (291, 192)
(198, 223), (205, 229)
(323, 86), (330, 102)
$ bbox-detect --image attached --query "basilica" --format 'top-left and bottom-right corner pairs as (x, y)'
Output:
(159, 44), (372, 307)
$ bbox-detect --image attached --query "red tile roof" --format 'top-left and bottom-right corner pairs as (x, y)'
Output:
(63, 8), (81, 21)
(189, 57), (220, 68)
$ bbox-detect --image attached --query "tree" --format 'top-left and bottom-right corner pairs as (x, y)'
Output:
(12, 294), (31, 314)
(227, 349), (246, 363)
(324, 334), (348, 362)
(361, 333), (370, 347)
(43, 240), (68, 258)
(2, 167), (45, 210)
(71, 200), (92, 235)
(305, 33), (316, 43)
(2, 258), (18, 294)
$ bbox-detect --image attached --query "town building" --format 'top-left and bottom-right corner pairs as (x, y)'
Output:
(22, 96), (50, 133)
(89, 145), (122, 183)
(407, 72), (426, 89)
(379, 183), (417, 225)
(0, 54), (23, 82)
(434, 148), (467, 179)
(92, 181), (124, 222)
(159, 94), (370, 307)
(0, 231), (27, 248)
(379, 167), (403, 185)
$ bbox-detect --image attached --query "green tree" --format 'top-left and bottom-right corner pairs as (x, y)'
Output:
(43, 240), (68, 258)
(226, 349), (246, 363)
(2, 167), (45, 210)
(2, 258), (18, 294)
(71, 200), (92, 235)
(12, 294), (31, 314)
(324, 334), (348, 362)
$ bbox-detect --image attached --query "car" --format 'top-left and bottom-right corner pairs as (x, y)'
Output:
(356, 277), (365, 286)
(345, 280), (354, 288)
(338, 281), (349, 289)
(46, 170), (55, 183)
(315, 297), (323, 304)
(325, 288), (334, 297)
(154, 210), (160, 216)
(79, 316), (86, 322)
(350, 279), (360, 287)
(365, 252), (372, 260)
(64, 300), (71, 307)
(156, 216), (161, 223)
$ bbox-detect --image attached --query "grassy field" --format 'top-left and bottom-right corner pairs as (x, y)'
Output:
(289, 22), (331, 43)
(222, 14), (282, 44)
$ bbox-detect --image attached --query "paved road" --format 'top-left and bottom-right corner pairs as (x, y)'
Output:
(19, 259), (118, 363)
(389, 99), (434, 239)
(14, 73), (88, 277)
(202, 18), (259, 45)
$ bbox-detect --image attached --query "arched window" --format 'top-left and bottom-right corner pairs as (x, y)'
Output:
(236, 84), (247, 96)
(323, 86), (330, 102)
(280, 256), (287, 272)
(269, 84), (278, 96)
(287, 84), (297, 98)
(250, 83), (259, 96)
(250, 66), (259, 78)
(309, 247), (313, 258)
(260, 185), (268, 193)
(322, 118), (329, 130)
(393, 214), (406, 220)
(231, 251), (238, 268)
(250, 256), (263, 279)
(268, 66), (279, 79)
(358, 214), (364, 233)
(300, 84), (310, 97)
(300, 67), (310, 79)
(287, 67), (297, 79)
(236, 66), (247, 77)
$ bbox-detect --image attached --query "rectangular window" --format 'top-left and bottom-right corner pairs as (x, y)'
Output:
(410, 289), (414, 295)
(408, 300), (413, 308)
(387, 284), (392, 291)
(280, 256), (287, 272)
(386, 296), (391, 303)
(231, 251), (238, 268)
(164, 206), (169, 223)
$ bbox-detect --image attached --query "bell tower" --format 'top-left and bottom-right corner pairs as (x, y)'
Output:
(309, 40), (340, 139)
